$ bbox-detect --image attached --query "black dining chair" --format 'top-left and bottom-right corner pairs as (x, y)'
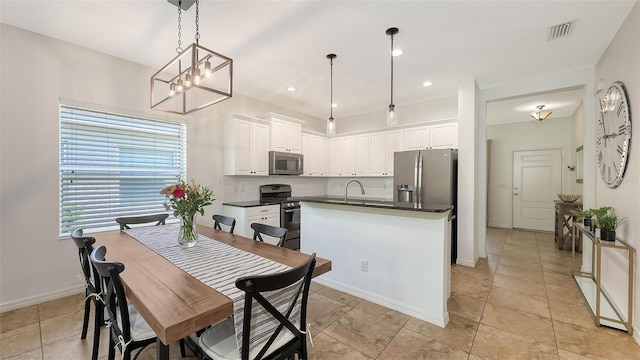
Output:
(115, 213), (169, 231)
(212, 214), (236, 234)
(197, 253), (317, 360)
(90, 245), (157, 360)
(70, 229), (104, 360)
(251, 223), (288, 247)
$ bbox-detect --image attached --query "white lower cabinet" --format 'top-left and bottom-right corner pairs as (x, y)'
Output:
(221, 205), (281, 246)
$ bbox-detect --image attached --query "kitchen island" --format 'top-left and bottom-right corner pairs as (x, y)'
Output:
(297, 196), (453, 327)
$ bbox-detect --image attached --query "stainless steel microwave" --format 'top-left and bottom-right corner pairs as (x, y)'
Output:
(269, 151), (303, 175)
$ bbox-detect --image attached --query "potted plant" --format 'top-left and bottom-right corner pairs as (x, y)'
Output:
(589, 207), (611, 231)
(597, 214), (623, 241)
(570, 207), (593, 228)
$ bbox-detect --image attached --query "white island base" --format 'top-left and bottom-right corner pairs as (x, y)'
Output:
(300, 201), (452, 327)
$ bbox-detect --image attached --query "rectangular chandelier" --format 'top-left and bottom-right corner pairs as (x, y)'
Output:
(151, 42), (233, 115)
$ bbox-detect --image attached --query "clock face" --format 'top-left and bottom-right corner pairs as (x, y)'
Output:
(596, 81), (632, 188)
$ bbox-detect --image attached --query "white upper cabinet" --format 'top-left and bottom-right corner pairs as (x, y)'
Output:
(404, 122), (458, 150)
(327, 135), (369, 177)
(301, 133), (328, 176)
(224, 116), (269, 176)
(429, 122), (458, 149)
(369, 129), (404, 176)
(269, 114), (303, 153)
(328, 138), (342, 176)
(354, 134), (369, 175)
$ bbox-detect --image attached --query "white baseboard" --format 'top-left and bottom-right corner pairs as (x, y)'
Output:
(487, 222), (511, 229)
(456, 257), (478, 267)
(313, 277), (449, 328)
(634, 332), (640, 347)
(0, 285), (84, 313)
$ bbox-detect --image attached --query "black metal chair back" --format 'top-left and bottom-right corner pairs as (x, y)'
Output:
(70, 228), (103, 360)
(115, 213), (169, 230)
(90, 246), (156, 360)
(236, 253), (316, 360)
(213, 214), (236, 233)
(251, 223), (288, 247)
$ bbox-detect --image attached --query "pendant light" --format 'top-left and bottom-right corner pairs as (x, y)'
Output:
(530, 105), (553, 121)
(327, 53), (337, 135)
(386, 27), (399, 127)
(151, 0), (233, 115)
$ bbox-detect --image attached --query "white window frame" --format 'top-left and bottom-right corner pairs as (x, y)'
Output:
(59, 105), (186, 236)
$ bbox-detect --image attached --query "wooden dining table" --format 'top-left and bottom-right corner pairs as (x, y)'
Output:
(93, 223), (332, 360)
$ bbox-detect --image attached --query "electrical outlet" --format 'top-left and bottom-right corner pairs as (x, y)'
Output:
(360, 259), (368, 272)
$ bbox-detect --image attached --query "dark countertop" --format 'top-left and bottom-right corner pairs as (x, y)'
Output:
(293, 196), (453, 213)
(222, 200), (280, 208)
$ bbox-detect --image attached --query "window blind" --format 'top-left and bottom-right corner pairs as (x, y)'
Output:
(59, 105), (186, 236)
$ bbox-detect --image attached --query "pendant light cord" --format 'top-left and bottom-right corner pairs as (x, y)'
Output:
(330, 56), (333, 119)
(390, 33), (394, 105)
(176, 0), (183, 54)
(195, 0), (200, 44)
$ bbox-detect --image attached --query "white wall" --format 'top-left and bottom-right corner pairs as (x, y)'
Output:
(568, 102), (585, 195)
(335, 96), (458, 134)
(487, 117), (574, 228)
(0, 24), (324, 310)
(593, 1), (640, 343)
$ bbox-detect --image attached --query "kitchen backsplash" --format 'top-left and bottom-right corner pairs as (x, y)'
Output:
(223, 176), (327, 202)
(223, 176), (393, 202)
(326, 177), (393, 200)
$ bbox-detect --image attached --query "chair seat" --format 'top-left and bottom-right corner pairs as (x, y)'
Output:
(198, 317), (297, 360)
(117, 305), (156, 342)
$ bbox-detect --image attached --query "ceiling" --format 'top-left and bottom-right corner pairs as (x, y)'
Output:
(1, 1), (636, 122)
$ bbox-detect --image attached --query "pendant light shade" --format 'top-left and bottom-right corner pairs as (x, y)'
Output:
(530, 104), (553, 121)
(327, 53), (337, 135)
(386, 27), (399, 127)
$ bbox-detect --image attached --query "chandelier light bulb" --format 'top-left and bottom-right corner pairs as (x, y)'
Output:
(205, 61), (212, 78)
(185, 73), (192, 87)
(193, 68), (201, 85)
(169, 83), (176, 96)
(176, 79), (184, 92)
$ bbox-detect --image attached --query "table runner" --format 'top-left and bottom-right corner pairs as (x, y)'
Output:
(125, 225), (301, 357)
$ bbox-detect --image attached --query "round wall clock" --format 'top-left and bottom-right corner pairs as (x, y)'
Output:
(596, 81), (632, 188)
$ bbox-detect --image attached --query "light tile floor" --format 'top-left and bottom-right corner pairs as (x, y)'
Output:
(2, 228), (639, 359)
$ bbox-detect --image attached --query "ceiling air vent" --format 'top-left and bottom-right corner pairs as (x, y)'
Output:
(547, 20), (575, 41)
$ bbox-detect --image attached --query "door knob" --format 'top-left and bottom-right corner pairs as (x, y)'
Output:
(514, 193), (519, 196)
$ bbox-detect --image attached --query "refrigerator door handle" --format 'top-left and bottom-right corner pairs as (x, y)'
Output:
(415, 152), (423, 205)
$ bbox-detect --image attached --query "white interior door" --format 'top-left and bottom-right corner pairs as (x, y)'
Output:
(512, 149), (562, 231)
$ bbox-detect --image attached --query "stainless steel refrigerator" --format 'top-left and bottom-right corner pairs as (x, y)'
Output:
(393, 148), (458, 263)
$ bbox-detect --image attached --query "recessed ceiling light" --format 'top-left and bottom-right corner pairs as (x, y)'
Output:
(392, 49), (403, 57)
(332, 103), (338, 108)
(422, 81), (433, 87)
(287, 86), (296, 92)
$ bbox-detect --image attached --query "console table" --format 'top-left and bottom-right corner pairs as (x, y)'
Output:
(555, 200), (582, 250)
(572, 223), (634, 334)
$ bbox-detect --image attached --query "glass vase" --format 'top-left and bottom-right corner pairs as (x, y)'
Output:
(178, 213), (199, 248)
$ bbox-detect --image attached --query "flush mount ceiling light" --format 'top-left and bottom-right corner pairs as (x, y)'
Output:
(386, 27), (399, 127)
(530, 105), (553, 121)
(151, 0), (233, 115)
(326, 53), (337, 135)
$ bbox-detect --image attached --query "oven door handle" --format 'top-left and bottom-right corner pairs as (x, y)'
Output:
(284, 209), (298, 213)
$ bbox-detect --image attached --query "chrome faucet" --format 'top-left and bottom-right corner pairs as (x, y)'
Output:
(344, 179), (365, 202)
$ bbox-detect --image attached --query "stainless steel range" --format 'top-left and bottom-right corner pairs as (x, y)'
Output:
(259, 184), (300, 250)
